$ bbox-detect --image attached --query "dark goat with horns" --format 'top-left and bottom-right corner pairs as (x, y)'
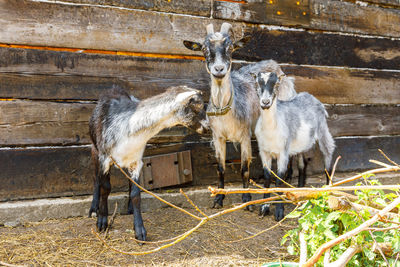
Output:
(88, 85), (208, 241)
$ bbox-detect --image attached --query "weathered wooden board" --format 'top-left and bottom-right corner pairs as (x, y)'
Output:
(310, 0), (400, 38)
(214, 0), (311, 28)
(214, 0), (400, 37)
(0, 0), (213, 55)
(0, 48), (209, 100)
(0, 100), (94, 146)
(0, 73), (131, 100)
(360, 0), (400, 8)
(1, 99), (399, 146)
(326, 105), (400, 137)
(235, 29), (400, 70)
(0, 100), (204, 146)
(62, 0), (211, 17)
(1, 136), (399, 201)
(1, 47), (399, 104)
(281, 65), (400, 104)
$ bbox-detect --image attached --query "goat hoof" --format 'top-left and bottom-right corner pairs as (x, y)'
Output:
(96, 215), (108, 232)
(241, 193), (252, 203)
(246, 204), (255, 212)
(88, 207), (97, 218)
(259, 204), (270, 217)
(212, 194), (225, 208)
(134, 225), (147, 243)
(274, 204), (284, 222)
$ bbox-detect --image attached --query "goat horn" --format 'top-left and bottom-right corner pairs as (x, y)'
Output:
(206, 24), (214, 35)
(220, 23), (232, 34)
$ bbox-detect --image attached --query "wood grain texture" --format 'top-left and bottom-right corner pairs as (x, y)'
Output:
(214, 0), (311, 27)
(0, 47), (208, 100)
(1, 136), (399, 201)
(281, 65), (400, 104)
(0, 0), (214, 55)
(214, 0), (400, 37)
(1, 100), (399, 146)
(235, 29), (400, 70)
(326, 105), (400, 137)
(310, 0), (400, 38)
(0, 100), (205, 146)
(62, 0), (211, 17)
(1, 47), (399, 104)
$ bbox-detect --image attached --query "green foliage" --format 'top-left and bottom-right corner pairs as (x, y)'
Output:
(281, 177), (400, 266)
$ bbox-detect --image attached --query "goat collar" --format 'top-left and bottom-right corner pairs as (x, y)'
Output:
(206, 87), (234, 117)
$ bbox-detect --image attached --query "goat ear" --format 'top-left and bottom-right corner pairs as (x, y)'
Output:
(183, 40), (202, 51)
(233, 35), (251, 51)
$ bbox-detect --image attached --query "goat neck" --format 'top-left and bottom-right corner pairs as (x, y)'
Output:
(260, 99), (278, 129)
(210, 73), (233, 113)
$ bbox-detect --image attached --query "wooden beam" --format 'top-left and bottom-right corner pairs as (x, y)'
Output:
(0, 47), (399, 104)
(0, 0), (214, 55)
(61, 0), (212, 17)
(281, 65), (400, 104)
(214, 0), (400, 37)
(0, 136), (398, 201)
(234, 29), (400, 70)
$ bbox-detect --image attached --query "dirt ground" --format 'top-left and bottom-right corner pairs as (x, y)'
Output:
(0, 204), (298, 266)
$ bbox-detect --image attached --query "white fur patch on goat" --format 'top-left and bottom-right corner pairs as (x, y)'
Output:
(175, 91), (197, 104)
(260, 72), (272, 81)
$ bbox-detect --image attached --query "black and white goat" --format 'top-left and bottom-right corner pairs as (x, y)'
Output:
(184, 23), (297, 208)
(253, 72), (335, 221)
(88, 85), (208, 241)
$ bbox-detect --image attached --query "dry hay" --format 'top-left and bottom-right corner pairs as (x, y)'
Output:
(0, 206), (297, 266)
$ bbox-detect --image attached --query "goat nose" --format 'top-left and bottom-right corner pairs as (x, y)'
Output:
(214, 65), (225, 73)
(262, 99), (270, 106)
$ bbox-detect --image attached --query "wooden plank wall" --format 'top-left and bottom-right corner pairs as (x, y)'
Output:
(0, 0), (399, 201)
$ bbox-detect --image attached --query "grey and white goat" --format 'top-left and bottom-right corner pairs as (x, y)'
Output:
(88, 85), (208, 241)
(253, 72), (335, 221)
(184, 23), (297, 208)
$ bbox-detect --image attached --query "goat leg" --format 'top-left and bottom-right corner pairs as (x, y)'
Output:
(97, 171), (111, 232)
(212, 163), (225, 208)
(260, 167), (272, 217)
(129, 180), (147, 242)
(274, 170), (285, 222)
(89, 181), (100, 217)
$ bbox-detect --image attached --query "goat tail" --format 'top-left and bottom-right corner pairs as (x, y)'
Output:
(319, 123), (336, 170)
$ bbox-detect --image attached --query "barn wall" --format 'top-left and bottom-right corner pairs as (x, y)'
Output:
(0, 0), (399, 201)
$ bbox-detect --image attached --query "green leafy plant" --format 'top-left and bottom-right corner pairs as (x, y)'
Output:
(281, 176), (400, 266)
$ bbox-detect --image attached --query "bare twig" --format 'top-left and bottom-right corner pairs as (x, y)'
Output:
(111, 158), (201, 221)
(104, 202), (118, 238)
(325, 245), (361, 267)
(225, 203), (301, 243)
(92, 195), (281, 255)
(348, 201), (390, 266)
(332, 165), (399, 187)
(302, 196), (400, 267)
(209, 184), (400, 196)
(180, 189), (208, 218)
(265, 166), (295, 188)
(299, 232), (307, 266)
(379, 149), (400, 169)
(330, 156), (341, 184)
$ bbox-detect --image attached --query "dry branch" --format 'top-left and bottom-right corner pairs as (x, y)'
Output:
(93, 195), (281, 255)
(209, 184), (400, 196)
(327, 196), (399, 220)
(301, 196), (400, 267)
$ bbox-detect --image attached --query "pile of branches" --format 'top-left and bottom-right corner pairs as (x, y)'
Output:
(93, 150), (400, 266)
